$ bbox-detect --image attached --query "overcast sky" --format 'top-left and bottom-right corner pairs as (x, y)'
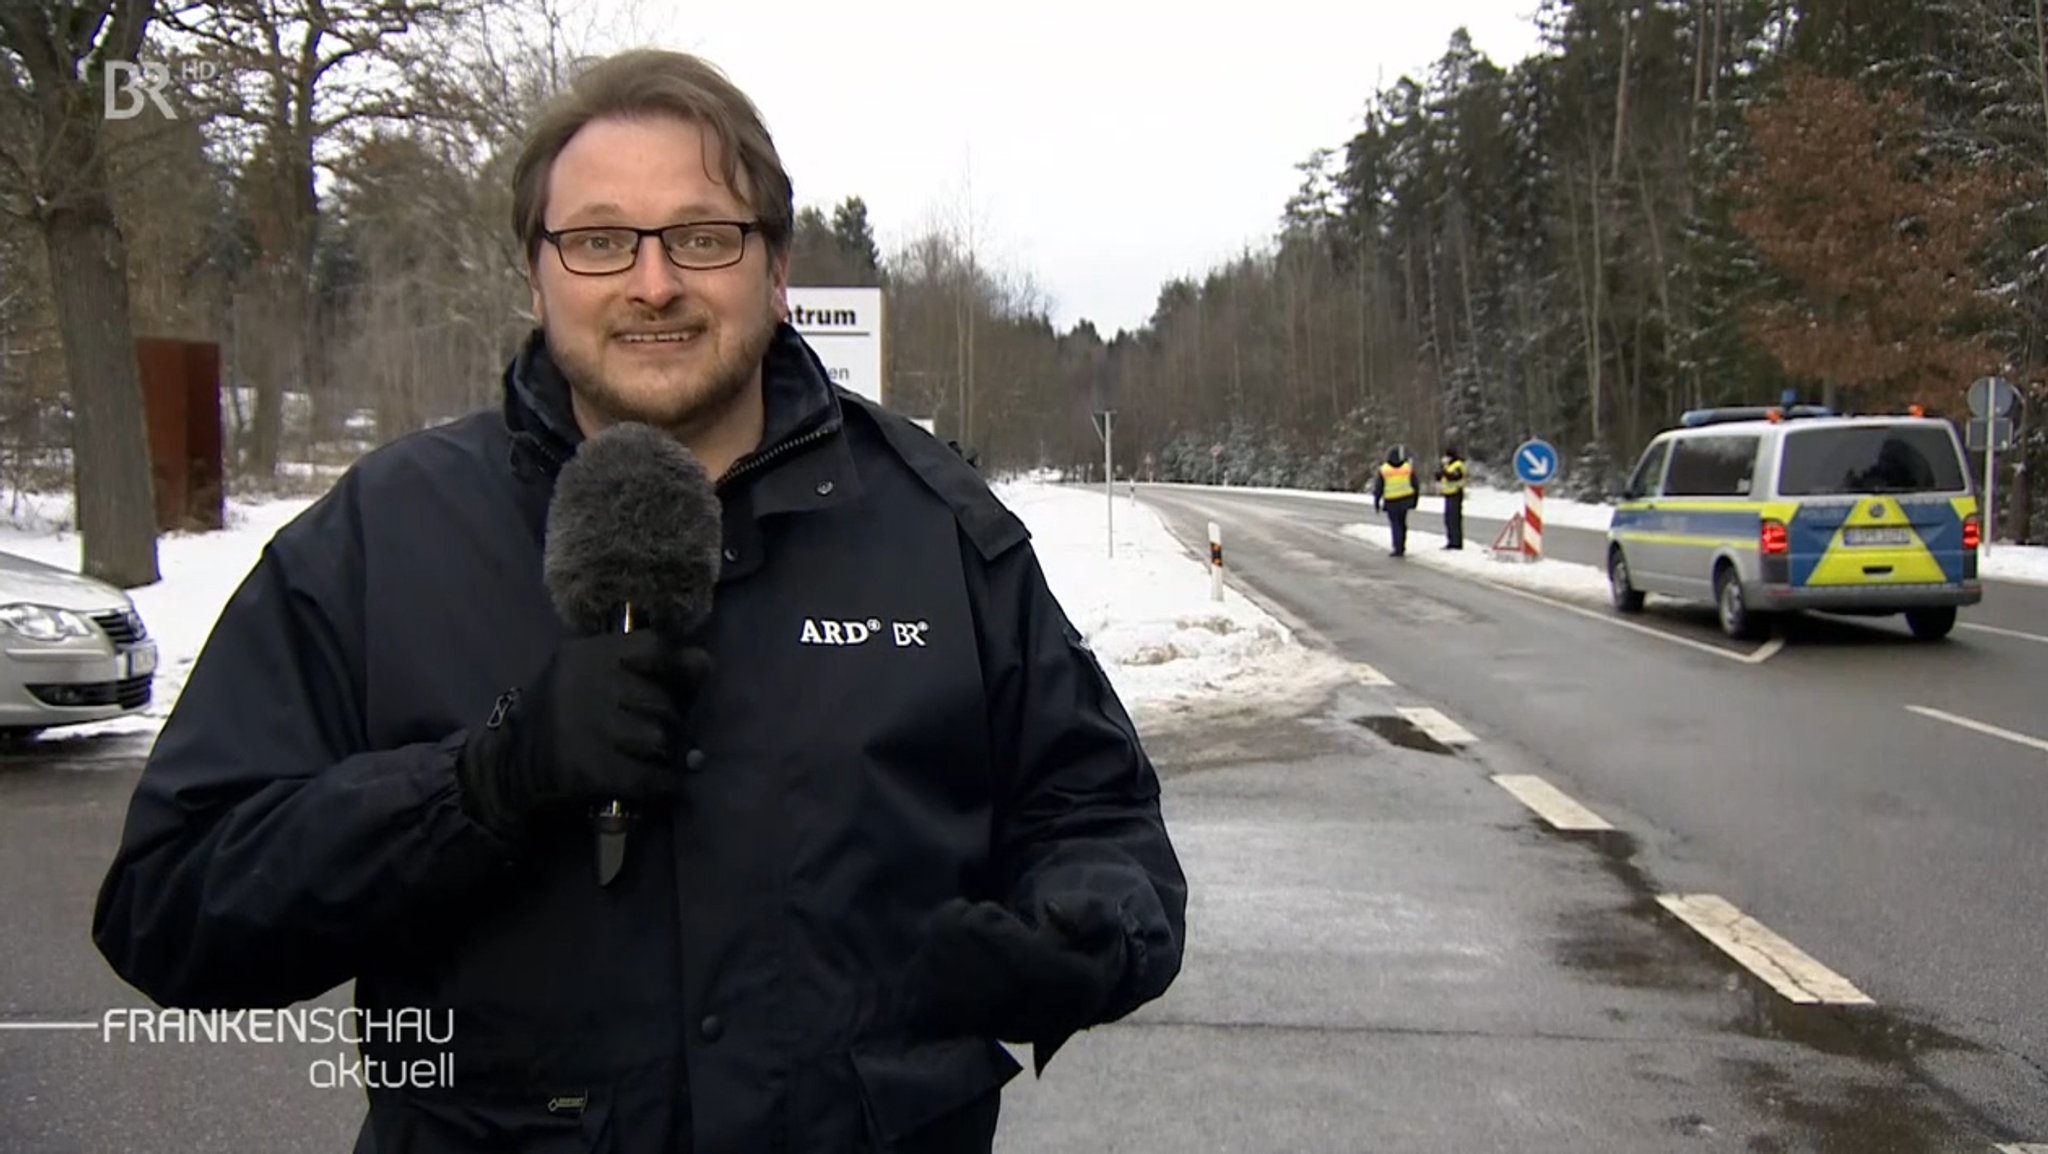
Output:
(591, 0), (1549, 338)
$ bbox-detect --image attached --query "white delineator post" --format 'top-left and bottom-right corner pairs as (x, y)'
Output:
(1209, 520), (1224, 602)
(1982, 437), (1995, 557)
(1100, 410), (1115, 560)
(1523, 484), (1545, 561)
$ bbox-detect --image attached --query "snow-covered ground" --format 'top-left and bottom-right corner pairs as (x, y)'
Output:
(1340, 520), (1617, 606)
(991, 482), (1353, 725)
(0, 478), (1353, 744)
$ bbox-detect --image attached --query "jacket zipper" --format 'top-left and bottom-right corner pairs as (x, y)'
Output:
(716, 419), (840, 492)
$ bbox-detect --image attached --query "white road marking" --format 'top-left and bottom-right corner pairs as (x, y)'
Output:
(1492, 774), (1614, 831)
(1960, 621), (2048, 646)
(1904, 705), (2048, 755)
(1351, 663), (1393, 686)
(1397, 706), (1477, 746)
(1450, 576), (1784, 665)
(1995, 1144), (2048, 1152)
(1745, 636), (1786, 663)
(1656, 894), (1875, 1005)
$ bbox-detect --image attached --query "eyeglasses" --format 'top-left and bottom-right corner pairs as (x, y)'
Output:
(540, 220), (763, 275)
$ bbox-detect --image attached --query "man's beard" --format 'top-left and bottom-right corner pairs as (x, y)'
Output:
(549, 307), (777, 437)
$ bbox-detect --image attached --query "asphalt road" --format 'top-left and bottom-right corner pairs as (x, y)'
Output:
(3, 482), (2044, 1150)
(1133, 481), (2048, 1145)
(2, 685), (2029, 1151)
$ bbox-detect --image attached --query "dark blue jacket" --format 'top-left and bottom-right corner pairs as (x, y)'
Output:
(91, 324), (1187, 1152)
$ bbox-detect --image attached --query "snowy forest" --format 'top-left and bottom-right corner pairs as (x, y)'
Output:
(873, 0), (2047, 533)
(1, 0), (2044, 588)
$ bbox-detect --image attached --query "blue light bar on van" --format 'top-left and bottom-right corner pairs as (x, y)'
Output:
(1678, 404), (1836, 427)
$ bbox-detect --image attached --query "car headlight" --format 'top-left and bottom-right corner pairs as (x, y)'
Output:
(0, 603), (97, 642)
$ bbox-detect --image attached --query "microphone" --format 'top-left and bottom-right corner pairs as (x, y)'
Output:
(542, 421), (723, 885)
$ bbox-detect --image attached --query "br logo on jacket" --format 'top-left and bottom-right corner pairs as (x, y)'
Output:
(798, 617), (931, 647)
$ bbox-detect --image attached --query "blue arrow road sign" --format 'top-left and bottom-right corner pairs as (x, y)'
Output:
(1513, 439), (1560, 486)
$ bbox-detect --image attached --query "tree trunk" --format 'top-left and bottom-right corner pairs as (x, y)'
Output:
(250, 265), (291, 478)
(1566, 154), (1606, 445)
(1357, 247), (1372, 406)
(1612, 9), (1636, 184)
(41, 190), (160, 587)
(1633, 149), (1680, 427)
(2034, 0), (2048, 161)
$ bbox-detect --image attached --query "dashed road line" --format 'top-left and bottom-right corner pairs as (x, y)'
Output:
(1396, 706), (1477, 747)
(1492, 774), (1614, 831)
(1994, 1143), (2048, 1152)
(1656, 894), (1875, 1005)
(1904, 705), (2048, 755)
(1350, 663), (1393, 686)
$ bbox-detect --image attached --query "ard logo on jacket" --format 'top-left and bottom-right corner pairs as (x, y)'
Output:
(799, 617), (930, 647)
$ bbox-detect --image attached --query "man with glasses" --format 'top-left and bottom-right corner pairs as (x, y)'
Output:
(92, 47), (1186, 1154)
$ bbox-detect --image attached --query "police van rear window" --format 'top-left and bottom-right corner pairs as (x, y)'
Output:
(1777, 426), (1967, 495)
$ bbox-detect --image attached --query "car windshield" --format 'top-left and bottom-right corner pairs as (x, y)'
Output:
(1776, 425), (1967, 495)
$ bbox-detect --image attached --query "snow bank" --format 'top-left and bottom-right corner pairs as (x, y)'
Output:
(993, 482), (1352, 724)
(0, 476), (1355, 743)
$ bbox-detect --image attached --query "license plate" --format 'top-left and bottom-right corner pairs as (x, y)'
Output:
(1844, 527), (1913, 546)
(121, 643), (158, 678)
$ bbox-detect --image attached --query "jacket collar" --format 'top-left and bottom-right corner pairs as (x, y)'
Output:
(501, 322), (860, 514)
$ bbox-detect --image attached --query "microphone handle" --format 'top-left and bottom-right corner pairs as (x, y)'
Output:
(593, 601), (634, 886)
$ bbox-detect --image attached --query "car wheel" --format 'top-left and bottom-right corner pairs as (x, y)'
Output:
(1715, 564), (1764, 641)
(1904, 607), (1956, 640)
(1608, 547), (1645, 613)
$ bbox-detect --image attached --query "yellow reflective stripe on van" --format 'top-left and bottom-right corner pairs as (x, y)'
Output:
(1615, 533), (1756, 549)
(1610, 499), (1790, 551)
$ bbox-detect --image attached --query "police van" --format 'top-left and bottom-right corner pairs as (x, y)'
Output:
(1605, 404), (1982, 641)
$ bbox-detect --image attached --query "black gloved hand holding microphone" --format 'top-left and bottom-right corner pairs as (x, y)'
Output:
(457, 422), (724, 884)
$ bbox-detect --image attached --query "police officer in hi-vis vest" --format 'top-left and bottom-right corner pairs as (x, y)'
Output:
(1437, 445), (1467, 550)
(1371, 445), (1418, 557)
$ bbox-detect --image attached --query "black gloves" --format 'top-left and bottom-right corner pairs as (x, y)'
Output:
(902, 896), (1129, 1047)
(455, 631), (714, 842)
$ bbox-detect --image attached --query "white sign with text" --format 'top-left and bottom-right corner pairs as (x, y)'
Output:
(786, 287), (884, 405)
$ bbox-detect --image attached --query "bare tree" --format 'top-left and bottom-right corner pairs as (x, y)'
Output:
(159, 0), (480, 477)
(0, 1), (161, 587)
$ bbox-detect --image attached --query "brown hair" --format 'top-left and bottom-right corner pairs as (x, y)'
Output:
(510, 49), (795, 266)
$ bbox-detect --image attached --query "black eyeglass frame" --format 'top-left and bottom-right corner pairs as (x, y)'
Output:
(539, 220), (766, 275)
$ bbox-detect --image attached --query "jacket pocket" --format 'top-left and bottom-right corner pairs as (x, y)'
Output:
(850, 1035), (1021, 1150)
(364, 1084), (615, 1153)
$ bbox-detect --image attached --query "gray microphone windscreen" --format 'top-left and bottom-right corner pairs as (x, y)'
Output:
(542, 422), (723, 636)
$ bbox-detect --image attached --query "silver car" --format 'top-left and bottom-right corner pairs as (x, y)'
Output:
(0, 550), (158, 735)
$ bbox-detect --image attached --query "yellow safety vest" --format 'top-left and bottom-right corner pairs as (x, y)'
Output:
(1441, 460), (1466, 496)
(1380, 462), (1415, 502)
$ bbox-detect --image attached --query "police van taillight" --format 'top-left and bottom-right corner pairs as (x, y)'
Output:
(1761, 520), (1789, 556)
(1963, 516), (1981, 550)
